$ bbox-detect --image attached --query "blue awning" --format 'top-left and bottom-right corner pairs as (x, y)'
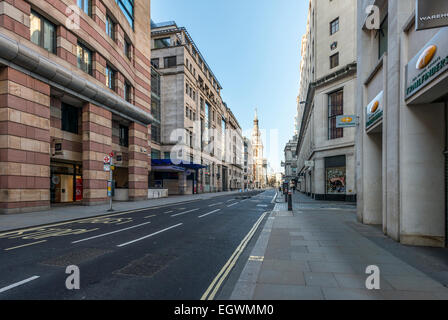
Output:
(151, 159), (207, 170)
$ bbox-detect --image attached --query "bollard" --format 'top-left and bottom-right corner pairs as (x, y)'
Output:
(288, 191), (292, 211)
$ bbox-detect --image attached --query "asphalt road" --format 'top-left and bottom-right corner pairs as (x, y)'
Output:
(0, 189), (276, 300)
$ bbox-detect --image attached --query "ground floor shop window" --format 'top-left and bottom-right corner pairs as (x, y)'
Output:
(325, 156), (346, 195)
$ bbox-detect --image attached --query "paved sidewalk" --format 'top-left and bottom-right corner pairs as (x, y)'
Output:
(230, 192), (448, 300)
(0, 190), (253, 232)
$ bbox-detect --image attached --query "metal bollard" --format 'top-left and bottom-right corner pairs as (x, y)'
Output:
(288, 192), (292, 211)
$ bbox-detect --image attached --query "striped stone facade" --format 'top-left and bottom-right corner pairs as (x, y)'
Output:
(0, 0), (153, 213)
(0, 66), (51, 212)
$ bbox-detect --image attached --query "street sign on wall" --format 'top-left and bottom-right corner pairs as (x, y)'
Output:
(336, 115), (357, 128)
(416, 0), (448, 31)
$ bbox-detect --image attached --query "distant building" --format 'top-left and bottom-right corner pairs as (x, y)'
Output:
(284, 135), (298, 185)
(243, 137), (254, 189)
(150, 21), (243, 194)
(251, 109), (267, 189)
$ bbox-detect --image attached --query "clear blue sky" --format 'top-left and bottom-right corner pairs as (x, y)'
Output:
(151, 0), (309, 172)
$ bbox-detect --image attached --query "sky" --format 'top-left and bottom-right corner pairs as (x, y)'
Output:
(151, 0), (309, 172)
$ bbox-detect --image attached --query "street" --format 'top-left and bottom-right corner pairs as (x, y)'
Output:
(0, 190), (275, 300)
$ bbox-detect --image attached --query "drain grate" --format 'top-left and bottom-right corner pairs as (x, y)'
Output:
(41, 248), (111, 267)
(115, 253), (178, 278)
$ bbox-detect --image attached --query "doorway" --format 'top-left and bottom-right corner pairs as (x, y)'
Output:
(50, 162), (82, 204)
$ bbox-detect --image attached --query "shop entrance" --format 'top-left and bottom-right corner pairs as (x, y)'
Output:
(50, 162), (82, 204)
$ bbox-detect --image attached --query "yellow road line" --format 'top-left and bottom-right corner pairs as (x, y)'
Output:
(201, 211), (268, 300)
(116, 221), (133, 225)
(0, 200), (201, 237)
(4, 240), (47, 251)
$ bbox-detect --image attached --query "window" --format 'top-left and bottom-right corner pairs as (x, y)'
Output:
(77, 0), (91, 16)
(330, 18), (339, 35)
(151, 58), (160, 69)
(106, 15), (115, 40)
(330, 52), (339, 69)
(378, 15), (388, 59)
(30, 11), (56, 53)
(164, 152), (171, 159)
(154, 37), (171, 49)
(116, 0), (134, 29)
(164, 56), (176, 68)
(124, 81), (131, 102)
(124, 39), (131, 59)
(328, 90), (344, 140)
(119, 125), (129, 147)
(77, 43), (92, 75)
(106, 65), (116, 91)
(61, 104), (79, 134)
(151, 150), (161, 160)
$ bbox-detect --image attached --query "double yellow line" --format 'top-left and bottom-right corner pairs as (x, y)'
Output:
(201, 211), (268, 300)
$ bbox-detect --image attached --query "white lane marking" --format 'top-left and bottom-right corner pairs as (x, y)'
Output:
(0, 276), (40, 294)
(226, 199), (236, 202)
(208, 202), (223, 207)
(227, 202), (239, 208)
(271, 192), (278, 203)
(198, 209), (221, 219)
(257, 204), (268, 207)
(117, 223), (183, 247)
(71, 222), (152, 244)
(164, 211), (174, 214)
(171, 208), (199, 217)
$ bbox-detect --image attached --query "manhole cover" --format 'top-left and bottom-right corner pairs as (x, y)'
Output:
(115, 253), (178, 278)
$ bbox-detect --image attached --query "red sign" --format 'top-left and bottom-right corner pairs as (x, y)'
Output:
(104, 155), (110, 164)
(75, 178), (83, 201)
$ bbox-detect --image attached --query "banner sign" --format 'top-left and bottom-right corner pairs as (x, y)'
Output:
(366, 91), (384, 129)
(416, 0), (448, 31)
(405, 28), (448, 100)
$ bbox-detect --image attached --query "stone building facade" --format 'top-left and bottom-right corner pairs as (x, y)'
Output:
(150, 21), (243, 194)
(296, 0), (357, 202)
(0, 0), (154, 213)
(356, 0), (448, 247)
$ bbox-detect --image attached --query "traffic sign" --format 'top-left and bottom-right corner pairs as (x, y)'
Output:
(104, 155), (110, 164)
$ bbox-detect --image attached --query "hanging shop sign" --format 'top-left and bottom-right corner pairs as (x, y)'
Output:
(366, 91), (384, 129)
(416, 0), (448, 31)
(336, 115), (357, 128)
(405, 27), (448, 100)
(304, 160), (314, 168)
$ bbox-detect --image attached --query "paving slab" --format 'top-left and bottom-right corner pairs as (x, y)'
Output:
(229, 191), (448, 300)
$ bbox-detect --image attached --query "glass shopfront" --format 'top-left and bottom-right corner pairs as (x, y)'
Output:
(325, 156), (346, 195)
(50, 162), (82, 204)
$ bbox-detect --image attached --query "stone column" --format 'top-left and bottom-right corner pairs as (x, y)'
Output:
(82, 103), (112, 205)
(128, 122), (149, 201)
(0, 67), (51, 213)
